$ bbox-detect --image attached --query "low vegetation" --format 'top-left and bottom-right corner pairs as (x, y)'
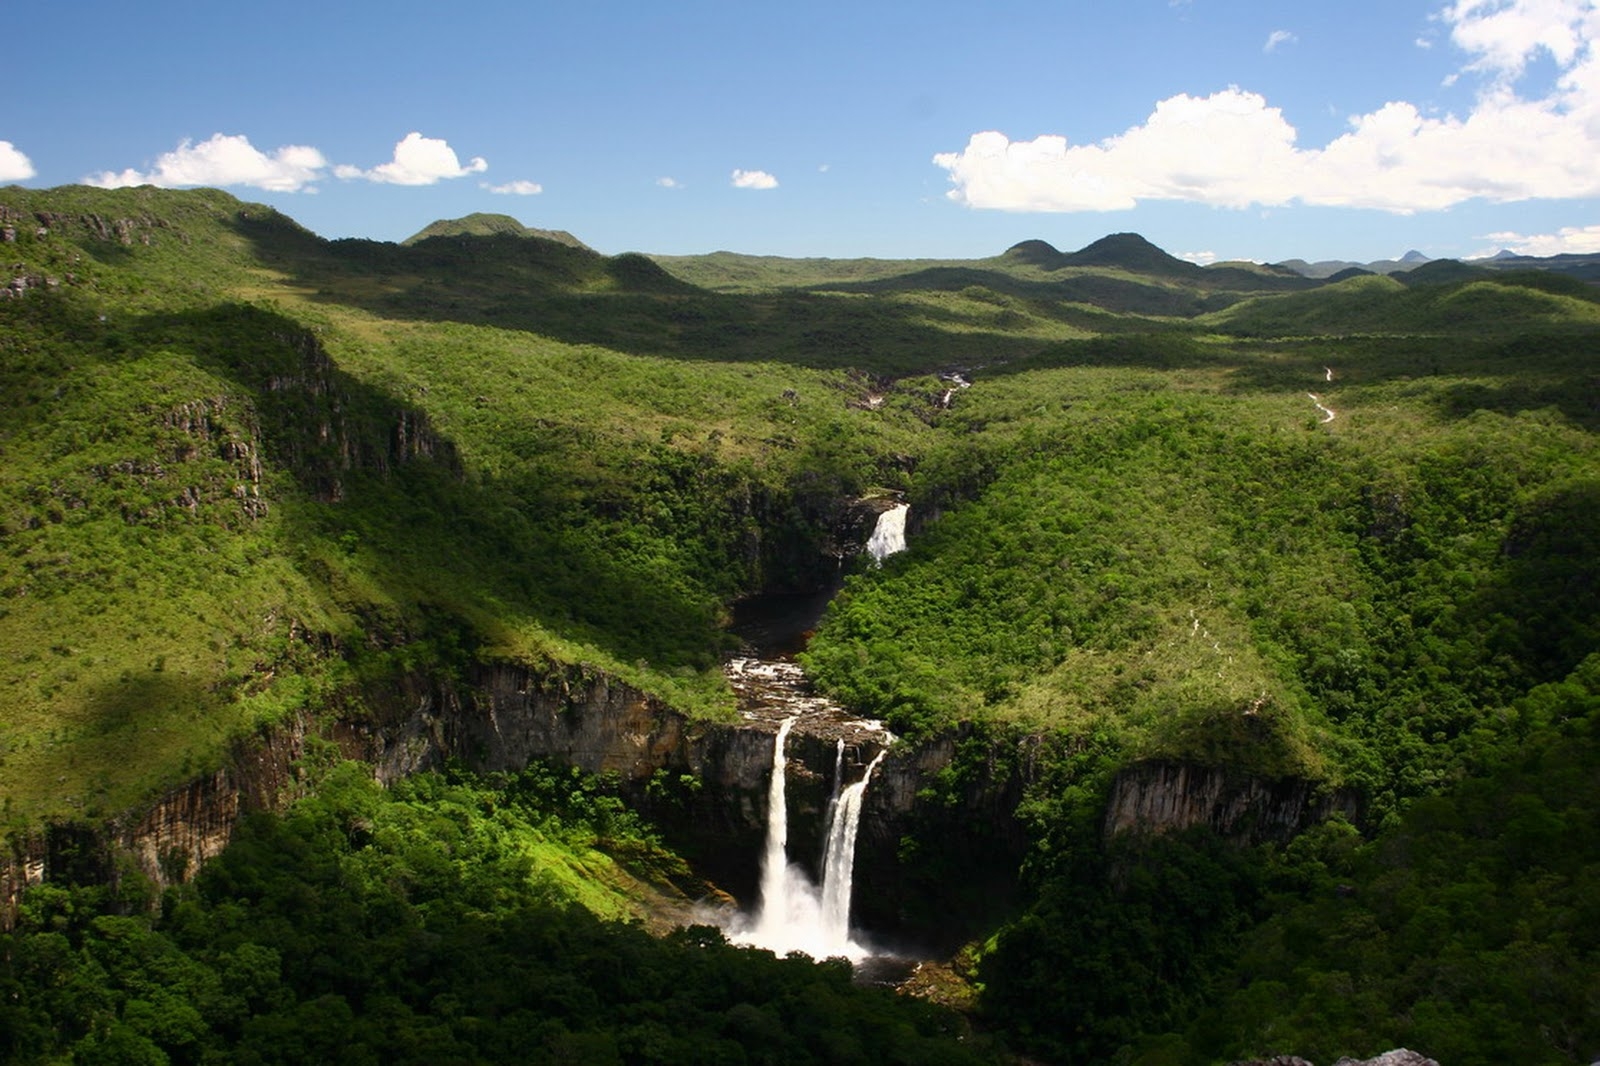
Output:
(3, 184), (1598, 1063)
(0, 761), (998, 1064)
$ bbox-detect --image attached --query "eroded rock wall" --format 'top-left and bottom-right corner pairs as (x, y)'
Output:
(4, 655), (1356, 942)
(1104, 759), (1357, 842)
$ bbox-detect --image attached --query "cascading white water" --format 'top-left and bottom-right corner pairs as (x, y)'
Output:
(734, 718), (885, 961)
(825, 738), (845, 831)
(754, 716), (797, 933)
(818, 747), (886, 945)
(865, 503), (909, 566)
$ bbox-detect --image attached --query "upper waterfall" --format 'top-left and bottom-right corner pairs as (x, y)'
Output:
(865, 504), (909, 566)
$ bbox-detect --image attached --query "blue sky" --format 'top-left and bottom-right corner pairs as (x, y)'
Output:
(6, 0), (1600, 264)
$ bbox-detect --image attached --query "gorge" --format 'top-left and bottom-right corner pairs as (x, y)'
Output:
(2, 491), (1355, 961)
(5, 187), (1597, 1063)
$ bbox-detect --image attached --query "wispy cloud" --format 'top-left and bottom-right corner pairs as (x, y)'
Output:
(935, 0), (1600, 215)
(335, 132), (486, 185)
(0, 140), (35, 181)
(1264, 29), (1297, 53)
(1480, 223), (1600, 256)
(483, 180), (542, 195)
(657, 176), (681, 188)
(731, 168), (778, 189)
(85, 134), (326, 192)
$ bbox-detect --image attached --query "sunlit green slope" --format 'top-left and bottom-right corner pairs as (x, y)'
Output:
(4, 184), (1598, 844)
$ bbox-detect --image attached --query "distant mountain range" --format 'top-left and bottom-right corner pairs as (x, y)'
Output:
(1274, 247), (1600, 282)
(396, 215), (1600, 289)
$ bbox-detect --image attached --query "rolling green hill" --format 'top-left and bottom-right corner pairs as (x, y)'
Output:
(1206, 268), (1600, 337)
(401, 211), (590, 249)
(5, 181), (1598, 835)
(4, 185), (1599, 1065)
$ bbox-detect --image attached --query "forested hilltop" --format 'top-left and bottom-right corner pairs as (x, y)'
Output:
(2, 185), (1597, 1064)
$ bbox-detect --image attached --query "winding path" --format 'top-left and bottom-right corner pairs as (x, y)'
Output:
(1308, 367), (1336, 423)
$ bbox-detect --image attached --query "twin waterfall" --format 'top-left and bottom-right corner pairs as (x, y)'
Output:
(727, 502), (906, 961)
(736, 718), (887, 961)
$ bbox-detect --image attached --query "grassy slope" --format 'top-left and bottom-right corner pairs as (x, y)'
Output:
(4, 185), (1598, 839)
(0, 187), (938, 823)
(800, 324), (1599, 797)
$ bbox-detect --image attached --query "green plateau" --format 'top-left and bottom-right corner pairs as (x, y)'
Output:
(2, 184), (1598, 1064)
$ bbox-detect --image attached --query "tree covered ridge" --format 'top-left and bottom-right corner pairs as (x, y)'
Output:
(976, 653), (1600, 1064)
(803, 348), (1598, 815)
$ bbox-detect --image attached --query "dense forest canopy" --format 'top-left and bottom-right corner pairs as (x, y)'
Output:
(2, 185), (1597, 1063)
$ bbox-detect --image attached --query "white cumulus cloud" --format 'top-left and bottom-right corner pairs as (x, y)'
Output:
(336, 132), (487, 185)
(1480, 222), (1600, 255)
(85, 134), (327, 192)
(1178, 250), (1218, 265)
(1444, 0), (1594, 78)
(935, 0), (1600, 215)
(934, 89), (1307, 212)
(0, 140), (36, 181)
(657, 176), (681, 188)
(731, 168), (779, 189)
(1264, 29), (1297, 52)
(483, 180), (543, 195)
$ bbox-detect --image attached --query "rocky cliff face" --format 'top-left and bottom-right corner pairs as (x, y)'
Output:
(1, 660), (934, 923)
(1103, 759), (1358, 842)
(2, 662), (1358, 939)
(1, 717), (314, 926)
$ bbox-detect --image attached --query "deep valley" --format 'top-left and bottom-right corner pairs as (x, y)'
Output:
(2, 186), (1598, 1065)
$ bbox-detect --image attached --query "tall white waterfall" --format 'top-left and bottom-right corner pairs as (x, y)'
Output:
(865, 503), (909, 566)
(754, 717), (797, 934)
(819, 747), (887, 943)
(735, 718), (885, 961)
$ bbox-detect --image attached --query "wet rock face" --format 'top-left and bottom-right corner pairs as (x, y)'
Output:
(741, 493), (890, 595)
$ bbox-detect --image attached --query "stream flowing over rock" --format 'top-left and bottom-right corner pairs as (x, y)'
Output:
(865, 502), (909, 565)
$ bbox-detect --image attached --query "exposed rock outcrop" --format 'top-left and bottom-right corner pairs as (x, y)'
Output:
(256, 326), (461, 502)
(2, 615), (1366, 952)
(2, 717), (315, 925)
(2, 659), (1359, 942)
(1104, 759), (1357, 843)
(1, 660), (933, 924)
(1335, 1052), (1440, 1066)
(1231, 1051), (1439, 1066)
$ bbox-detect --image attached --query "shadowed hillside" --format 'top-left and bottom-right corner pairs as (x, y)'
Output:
(4, 184), (1599, 1066)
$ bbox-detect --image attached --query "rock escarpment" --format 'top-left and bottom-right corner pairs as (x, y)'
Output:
(1103, 759), (1358, 842)
(1, 661), (922, 922)
(3, 661), (1357, 939)
(1, 642), (1365, 950)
